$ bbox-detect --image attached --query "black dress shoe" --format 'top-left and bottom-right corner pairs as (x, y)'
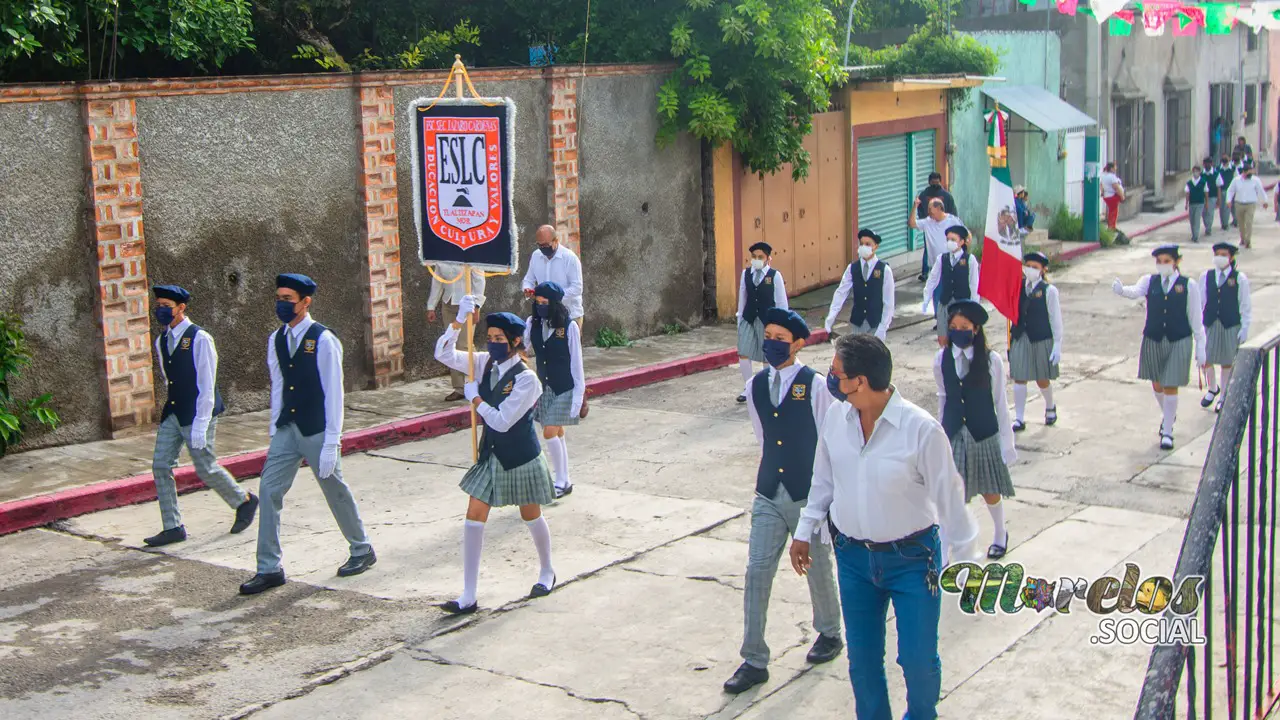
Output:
(529, 575), (556, 598)
(987, 530), (1009, 560)
(554, 484), (573, 500)
(806, 633), (844, 664)
(144, 526), (187, 547)
(230, 494), (259, 534)
(239, 571), (286, 595)
(1011, 420), (1026, 433)
(736, 394), (747, 404)
(441, 600), (478, 615)
(337, 550), (377, 577)
(723, 663), (769, 694)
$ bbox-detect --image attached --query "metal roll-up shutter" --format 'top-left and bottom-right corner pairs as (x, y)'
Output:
(856, 134), (911, 257)
(910, 130), (937, 252)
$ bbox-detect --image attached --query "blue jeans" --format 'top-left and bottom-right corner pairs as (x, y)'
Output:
(835, 526), (942, 720)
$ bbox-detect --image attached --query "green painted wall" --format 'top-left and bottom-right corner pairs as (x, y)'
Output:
(950, 31), (1066, 237)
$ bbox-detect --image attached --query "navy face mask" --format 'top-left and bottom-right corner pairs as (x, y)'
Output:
(488, 341), (511, 362)
(538, 245), (556, 258)
(762, 339), (792, 368)
(275, 300), (298, 324)
(826, 370), (848, 402)
(534, 303), (551, 319)
(948, 329), (975, 349)
(154, 306), (174, 327)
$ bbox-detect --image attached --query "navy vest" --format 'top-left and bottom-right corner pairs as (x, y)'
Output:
(940, 350), (999, 443)
(478, 359), (541, 470)
(1186, 177), (1209, 204)
(849, 261), (886, 328)
(1143, 275), (1193, 342)
(939, 253), (973, 305)
(1219, 166), (1237, 192)
(752, 366), (819, 502)
(274, 323), (329, 437)
(160, 324), (225, 427)
(530, 318), (575, 395)
(1203, 269), (1242, 329)
(1012, 282), (1053, 342)
(742, 268), (778, 324)
(1205, 172), (1221, 197)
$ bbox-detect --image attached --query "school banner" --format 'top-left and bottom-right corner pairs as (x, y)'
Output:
(410, 97), (518, 272)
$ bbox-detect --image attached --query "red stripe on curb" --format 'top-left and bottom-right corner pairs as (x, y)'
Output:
(0, 345), (745, 536)
(1056, 242), (1102, 262)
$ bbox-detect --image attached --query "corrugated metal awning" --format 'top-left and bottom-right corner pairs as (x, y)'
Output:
(981, 85), (1097, 132)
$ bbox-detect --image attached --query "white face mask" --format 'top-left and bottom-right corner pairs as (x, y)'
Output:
(946, 240), (961, 254)
(1156, 264), (1176, 278)
(1213, 255), (1232, 270)
(750, 258), (765, 271)
(858, 245), (875, 260)
(1023, 267), (1042, 284)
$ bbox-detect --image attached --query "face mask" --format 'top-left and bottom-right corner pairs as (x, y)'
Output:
(750, 258), (765, 271)
(275, 299), (298, 324)
(948, 329), (975, 349)
(538, 245), (556, 258)
(858, 245), (875, 260)
(1023, 267), (1042, 284)
(1213, 255), (1232, 270)
(534, 303), (551, 318)
(1192, 172), (1201, 180)
(487, 341), (511, 362)
(762, 339), (793, 369)
(946, 240), (961, 254)
(826, 371), (848, 402)
(154, 306), (174, 326)
(1156, 264), (1176, 278)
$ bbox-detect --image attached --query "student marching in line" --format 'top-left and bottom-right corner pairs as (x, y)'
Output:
(1199, 242), (1252, 413)
(922, 225), (980, 348)
(435, 298), (557, 614)
(1009, 252), (1062, 432)
(736, 242), (789, 402)
(823, 228), (895, 341)
(1112, 245), (1208, 451)
(933, 300), (1017, 560)
(524, 281), (586, 499)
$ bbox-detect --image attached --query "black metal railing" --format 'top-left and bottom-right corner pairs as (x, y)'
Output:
(1135, 336), (1280, 719)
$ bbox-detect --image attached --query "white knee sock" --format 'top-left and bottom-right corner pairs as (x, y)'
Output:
(1039, 384), (1055, 409)
(1154, 389), (1166, 416)
(1013, 383), (1028, 422)
(546, 436), (570, 489)
(1206, 366), (1218, 392)
(458, 519), (485, 607)
(1221, 368), (1233, 398)
(739, 358), (754, 385)
(987, 500), (1007, 546)
(525, 516), (556, 588)
(1162, 394), (1177, 435)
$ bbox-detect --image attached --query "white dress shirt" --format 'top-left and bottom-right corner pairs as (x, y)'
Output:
(436, 325), (543, 431)
(823, 260), (896, 339)
(922, 250), (981, 311)
(427, 262), (486, 311)
(523, 319), (586, 416)
(736, 264), (790, 320)
(155, 317), (219, 436)
(1198, 268), (1252, 336)
(267, 314), (345, 447)
(743, 361), (835, 447)
(1227, 174), (1268, 204)
(522, 246), (585, 320)
(795, 389), (980, 562)
(916, 214), (964, 264)
(1114, 272), (1208, 362)
(1101, 171), (1123, 198)
(933, 347), (1017, 465)
(1026, 282), (1064, 357)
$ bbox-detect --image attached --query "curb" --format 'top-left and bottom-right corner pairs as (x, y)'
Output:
(1055, 242), (1102, 262)
(0, 344), (762, 536)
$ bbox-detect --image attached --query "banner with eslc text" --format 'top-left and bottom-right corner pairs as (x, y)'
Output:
(411, 98), (518, 272)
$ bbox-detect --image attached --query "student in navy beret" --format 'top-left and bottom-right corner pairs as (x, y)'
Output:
(1009, 252), (1062, 432)
(1198, 242), (1252, 413)
(824, 229), (895, 341)
(736, 241), (789, 403)
(523, 281), (585, 500)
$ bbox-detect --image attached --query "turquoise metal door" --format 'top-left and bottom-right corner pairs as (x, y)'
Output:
(909, 130), (937, 252)
(856, 134), (911, 257)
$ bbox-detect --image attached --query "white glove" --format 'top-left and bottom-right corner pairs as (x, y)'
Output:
(1112, 279), (1124, 295)
(463, 381), (480, 403)
(1002, 446), (1017, 466)
(921, 300), (932, 315)
(1239, 327), (1249, 343)
(318, 443), (339, 479)
(824, 322), (833, 334)
(1049, 344), (1062, 365)
(189, 424), (208, 451)
(455, 295), (478, 323)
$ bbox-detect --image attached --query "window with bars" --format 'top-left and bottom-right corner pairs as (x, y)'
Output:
(1246, 84), (1257, 125)
(1164, 91), (1192, 172)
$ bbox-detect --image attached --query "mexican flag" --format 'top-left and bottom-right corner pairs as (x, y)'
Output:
(979, 165), (1023, 325)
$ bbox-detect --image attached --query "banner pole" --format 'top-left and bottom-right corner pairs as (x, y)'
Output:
(452, 54), (479, 463)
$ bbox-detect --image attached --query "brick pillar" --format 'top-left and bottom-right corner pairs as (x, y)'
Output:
(85, 98), (154, 436)
(357, 85), (405, 388)
(549, 73), (581, 253)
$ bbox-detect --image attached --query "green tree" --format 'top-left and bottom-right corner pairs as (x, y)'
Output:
(0, 313), (59, 457)
(658, 0), (846, 179)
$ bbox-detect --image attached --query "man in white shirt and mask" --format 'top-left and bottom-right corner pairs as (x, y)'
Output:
(790, 333), (979, 720)
(522, 225), (585, 327)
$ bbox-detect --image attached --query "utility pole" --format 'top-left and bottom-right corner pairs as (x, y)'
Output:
(1083, 5), (1103, 243)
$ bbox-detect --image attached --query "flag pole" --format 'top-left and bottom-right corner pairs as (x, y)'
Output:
(452, 55), (479, 463)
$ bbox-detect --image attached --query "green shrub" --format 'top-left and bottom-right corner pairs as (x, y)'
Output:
(0, 313), (59, 457)
(661, 322), (686, 336)
(1100, 226), (1118, 248)
(1048, 206), (1084, 242)
(594, 327), (633, 349)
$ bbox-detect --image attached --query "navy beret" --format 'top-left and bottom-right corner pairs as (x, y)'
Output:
(1023, 251), (1049, 267)
(486, 311), (527, 339)
(763, 307), (810, 341)
(534, 281), (565, 302)
(947, 299), (989, 327)
(945, 225), (969, 240)
(749, 241), (773, 256)
(276, 273), (318, 297)
(1213, 242), (1239, 255)
(1151, 244), (1180, 260)
(857, 227), (881, 244)
(152, 285), (190, 304)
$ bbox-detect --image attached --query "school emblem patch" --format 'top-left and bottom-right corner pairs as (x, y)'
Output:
(873, 270), (882, 279)
(180, 338), (192, 350)
(1174, 284), (1185, 294)
(502, 381), (514, 395)
(764, 276), (774, 285)
(304, 339), (317, 353)
(959, 258), (968, 266)
(790, 384), (807, 400)
(1228, 278), (1237, 287)
(1034, 291), (1043, 299)
(555, 328), (566, 339)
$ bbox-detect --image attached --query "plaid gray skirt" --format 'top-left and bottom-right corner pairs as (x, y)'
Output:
(1206, 321), (1241, 367)
(951, 427), (1015, 501)
(459, 452), (555, 507)
(534, 386), (579, 427)
(1138, 336), (1193, 388)
(1009, 335), (1059, 382)
(737, 318), (766, 361)
(935, 301), (951, 338)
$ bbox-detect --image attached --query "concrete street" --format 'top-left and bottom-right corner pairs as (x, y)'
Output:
(3, 211), (1279, 719)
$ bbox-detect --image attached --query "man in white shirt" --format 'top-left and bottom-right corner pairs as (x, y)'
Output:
(522, 225), (584, 326)
(1226, 163), (1270, 249)
(908, 198), (964, 282)
(427, 261), (485, 401)
(1100, 162), (1124, 230)
(790, 334), (979, 720)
